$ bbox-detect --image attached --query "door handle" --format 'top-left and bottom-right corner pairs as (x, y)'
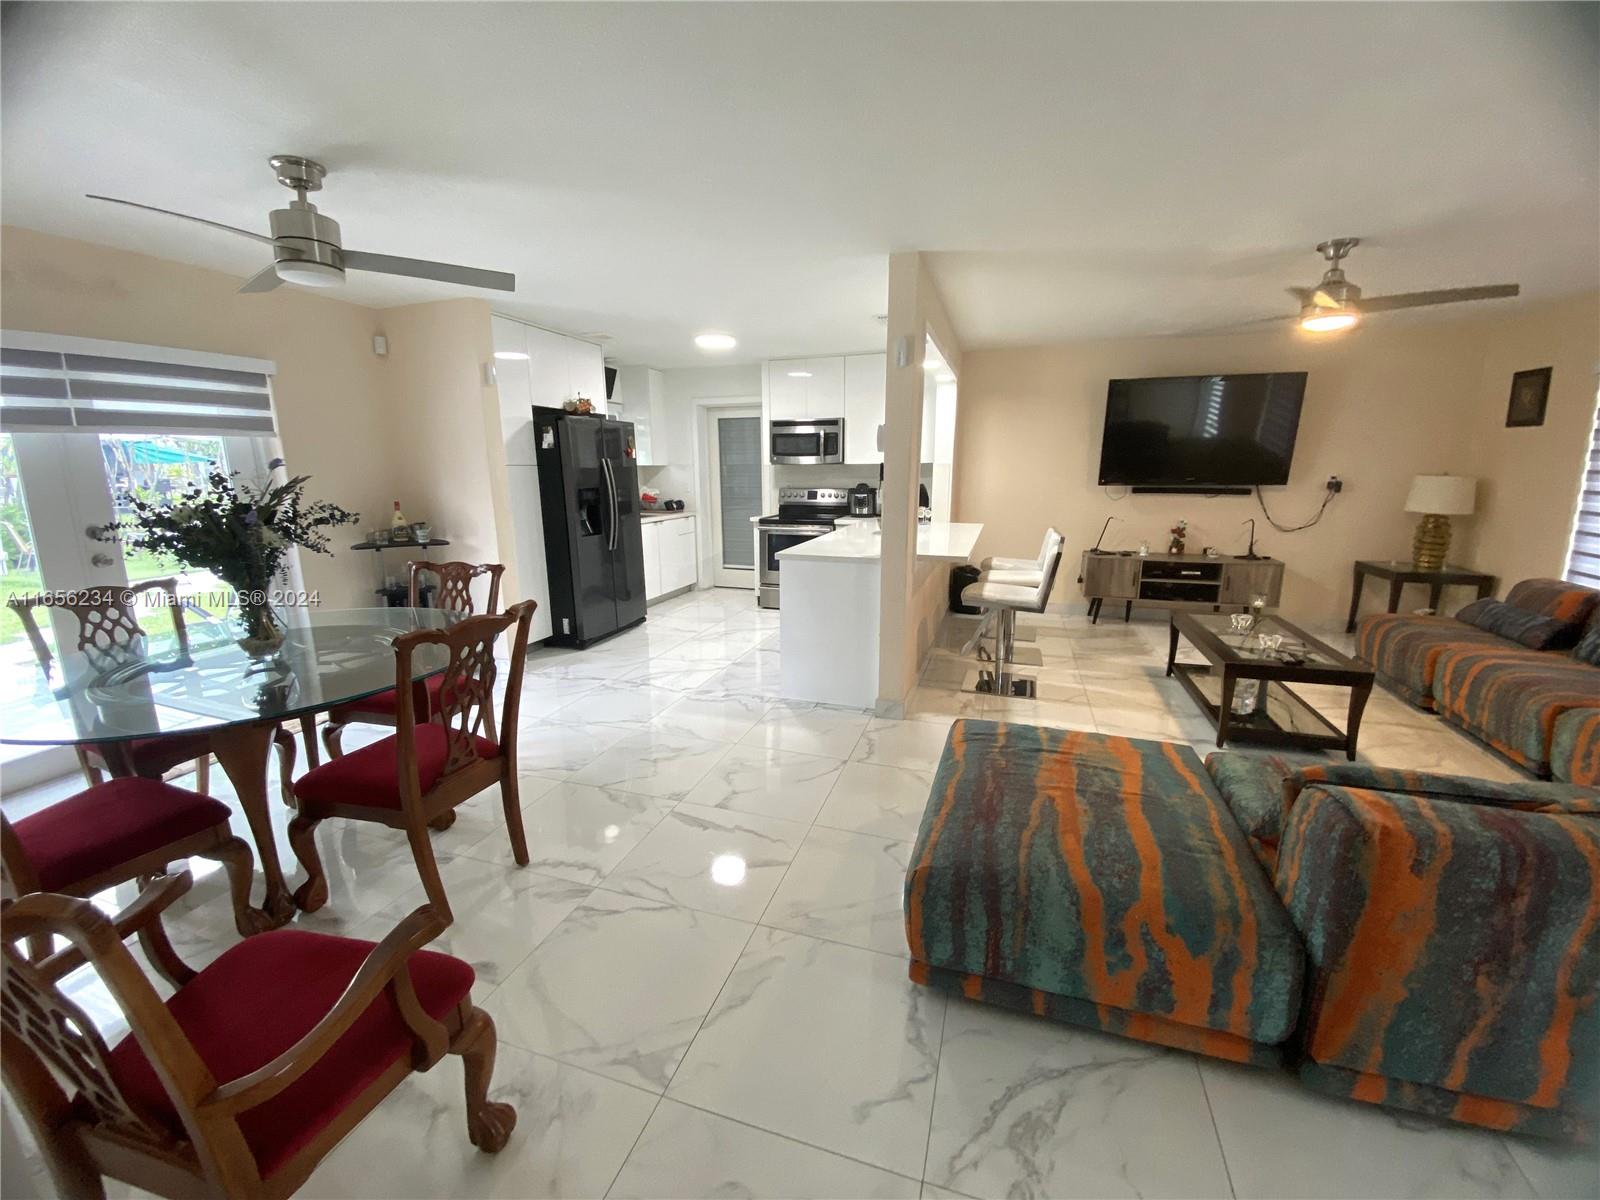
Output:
(601, 460), (619, 551)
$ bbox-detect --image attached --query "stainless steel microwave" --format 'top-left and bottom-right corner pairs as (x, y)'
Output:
(770, 418), (844, 464)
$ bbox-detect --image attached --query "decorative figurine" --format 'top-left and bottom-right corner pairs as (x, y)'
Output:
(1168, 519), (1188, 555)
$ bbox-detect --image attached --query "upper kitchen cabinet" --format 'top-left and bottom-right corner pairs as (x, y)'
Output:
(566, 337), (607, 414)
(843, 353), (886, 464)
(526, 324), (573, 410)
(612, 365), (669, 464)
(768, 357), (844, 421)
(493, 317), (536, 465)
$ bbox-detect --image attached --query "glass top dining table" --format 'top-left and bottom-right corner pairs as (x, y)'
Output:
(0, 607), (455, 746)
(0, 606), (458, 931)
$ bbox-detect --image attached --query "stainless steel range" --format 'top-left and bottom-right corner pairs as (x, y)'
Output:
(755, 487), (850, 610)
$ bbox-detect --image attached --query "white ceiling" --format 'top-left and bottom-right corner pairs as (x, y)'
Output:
(2, 2), (1595, 367)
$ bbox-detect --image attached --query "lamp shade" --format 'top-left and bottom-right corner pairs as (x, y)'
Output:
(1405, 474), (1476, 515)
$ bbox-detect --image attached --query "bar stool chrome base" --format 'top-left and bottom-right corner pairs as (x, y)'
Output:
(963, 667), (1038, 698)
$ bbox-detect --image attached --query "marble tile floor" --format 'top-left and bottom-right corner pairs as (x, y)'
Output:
(3, 586), (1595, 1200)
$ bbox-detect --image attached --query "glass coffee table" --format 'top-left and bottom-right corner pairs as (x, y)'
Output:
(1166, 611), (1375, 759)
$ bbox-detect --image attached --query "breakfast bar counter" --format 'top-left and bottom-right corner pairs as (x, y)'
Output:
(775, 519), (984, 708)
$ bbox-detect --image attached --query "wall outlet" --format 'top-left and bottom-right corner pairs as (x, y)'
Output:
(1327, 475), (1343, 493)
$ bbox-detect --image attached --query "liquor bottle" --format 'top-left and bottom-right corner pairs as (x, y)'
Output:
(389, 500), (408, 532)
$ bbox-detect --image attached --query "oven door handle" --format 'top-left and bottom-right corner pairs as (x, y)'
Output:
(760, 524), (830, 536)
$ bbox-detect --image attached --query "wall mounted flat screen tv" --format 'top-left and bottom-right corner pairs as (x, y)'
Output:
(1097, 372), (1307, 488)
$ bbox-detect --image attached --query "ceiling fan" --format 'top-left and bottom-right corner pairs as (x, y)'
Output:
(1215, 238), (1518, 335)
(87, 155), (515, 294)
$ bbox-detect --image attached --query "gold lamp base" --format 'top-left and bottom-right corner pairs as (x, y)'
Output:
(1412, 513), (1452, 571)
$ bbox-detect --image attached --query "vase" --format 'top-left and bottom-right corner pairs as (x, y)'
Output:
(235, 596), (285, 655)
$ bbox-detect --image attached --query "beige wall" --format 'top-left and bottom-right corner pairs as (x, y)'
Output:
(0, 226), (394, 606)
(1463, 295), (1600, 589)
(953, 293), (1600, 625)
(375, 298), (513, 596)
(878, 252), (963, 711)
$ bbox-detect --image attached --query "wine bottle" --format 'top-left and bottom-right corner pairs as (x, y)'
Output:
(390, 500), (408, 531)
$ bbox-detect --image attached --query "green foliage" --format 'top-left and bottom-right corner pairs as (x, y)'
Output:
(100, 462), (357, 594)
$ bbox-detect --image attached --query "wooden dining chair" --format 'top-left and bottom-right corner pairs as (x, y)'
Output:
(289, 600), (535, 922)
(0, 872), (516, 1200)
(319, 561), (506, 760)
(0, 774), (259, 939)
(8, 581), (298, 805)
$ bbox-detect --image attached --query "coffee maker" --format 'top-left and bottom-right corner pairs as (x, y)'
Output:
(848, 483), (877, 516)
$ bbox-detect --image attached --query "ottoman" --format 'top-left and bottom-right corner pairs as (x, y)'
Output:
(904, 720), (1303, 1065)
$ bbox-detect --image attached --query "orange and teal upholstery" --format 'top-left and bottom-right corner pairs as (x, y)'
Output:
(1432, 645), (1600, 775)
(1278, 777), (1599, 1142)
(1356, 578), (1598, 710)
(904, 721), (1304, 1062)
(1554, 708), (1600, 786)
(906, 723), (1599, 1140)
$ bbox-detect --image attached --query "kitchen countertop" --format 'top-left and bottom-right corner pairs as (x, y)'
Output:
(775, 519), (983, 564)
(641, 511), (695, 523)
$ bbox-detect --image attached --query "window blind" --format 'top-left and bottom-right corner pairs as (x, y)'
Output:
(0, 345), (276, 436)
(1563, 392), (1600, 589)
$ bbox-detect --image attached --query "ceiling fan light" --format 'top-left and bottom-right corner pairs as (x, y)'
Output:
(1300, 308), (1360, 333)
(274, 259), (343, 288)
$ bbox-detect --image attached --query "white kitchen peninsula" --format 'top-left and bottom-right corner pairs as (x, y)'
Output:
(776, 518), (982, 708)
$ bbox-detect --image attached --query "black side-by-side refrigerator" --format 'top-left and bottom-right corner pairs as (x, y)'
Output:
(532, 408), (647, 647)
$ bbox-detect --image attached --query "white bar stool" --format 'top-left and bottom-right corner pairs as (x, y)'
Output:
(961, 530), (1064, 697)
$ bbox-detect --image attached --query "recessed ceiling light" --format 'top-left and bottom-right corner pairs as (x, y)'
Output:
(786, 370), (813, 378)
(694, 332), (737, 351)
(493, 350), (531, 361)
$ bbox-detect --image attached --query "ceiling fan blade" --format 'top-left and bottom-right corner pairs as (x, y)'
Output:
(1286, 286), (1313, 303)
(1181, 314), (1295, 337)
(1359, 284), (1520, 313)
(342, 250), (515, 292)
(85, 194), (273, 245)
(238, 264), (283, 294)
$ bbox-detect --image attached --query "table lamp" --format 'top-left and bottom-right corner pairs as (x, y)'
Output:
(1405, 474), (1476, 570)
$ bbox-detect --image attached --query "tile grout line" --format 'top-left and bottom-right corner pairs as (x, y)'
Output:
(917, 991), (951, 1189)
(1193, 1058), (1239, 1199)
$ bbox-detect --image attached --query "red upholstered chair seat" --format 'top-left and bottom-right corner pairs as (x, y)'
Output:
(11, 778), (233, 891)
(104, 930), (475, 1179)
(292, 724), (501, 811)
(327, 676), (441, 722)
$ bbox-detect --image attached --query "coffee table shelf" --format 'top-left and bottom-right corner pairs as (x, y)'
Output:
(1166, 611), (1375, 759)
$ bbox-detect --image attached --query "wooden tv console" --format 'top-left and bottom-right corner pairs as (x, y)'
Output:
(1079, 550), (1284, 623)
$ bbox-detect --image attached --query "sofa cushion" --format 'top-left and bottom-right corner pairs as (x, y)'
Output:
(1203, 752), (1300, 872)
(105, 930), (475, 1179)
(1432, 645), (1600, 772)
(1552, 708), (1600, 787)
(1455, 598), (1583, 651)
(1354, 613), (1510, 708)
(1504, 578), (1600, 625)
(1278, 784), (1599, 1130)
(906, 720), (1304, 1046)
(1574, 622), (1600, 668)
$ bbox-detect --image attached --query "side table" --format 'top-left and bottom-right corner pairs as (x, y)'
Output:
(1346, 560), (1496, 632)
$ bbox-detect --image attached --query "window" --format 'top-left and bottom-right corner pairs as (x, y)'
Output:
(1563, 386), (1600, 589)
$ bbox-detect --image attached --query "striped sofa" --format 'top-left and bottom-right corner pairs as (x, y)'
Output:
(1355, 578), (1600, 780)
(905, 720), (1600, 1141)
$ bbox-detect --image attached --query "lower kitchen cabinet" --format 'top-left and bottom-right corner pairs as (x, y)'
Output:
(642, 514), (698, 603)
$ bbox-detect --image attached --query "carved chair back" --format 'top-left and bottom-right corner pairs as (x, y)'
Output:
(391, 600), (533, 807)
(406, 561), (504, 619)
(8, 578), (189, 673)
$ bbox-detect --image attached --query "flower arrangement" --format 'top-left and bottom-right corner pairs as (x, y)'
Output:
(1168, 519), (1188, 556)
(100, 459), (356, 651)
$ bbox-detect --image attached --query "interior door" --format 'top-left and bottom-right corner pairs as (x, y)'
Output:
(707, 407), (763, 589)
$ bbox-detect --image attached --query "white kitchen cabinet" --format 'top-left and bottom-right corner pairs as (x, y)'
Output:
(504, 464), (553, 642)
(768, 360), (809, 422)
(525, 325), (571, 410)
(567, 337), (607, 414)
(767, 357), (844, 421)
(805, 357), (845, 419)
(641, 521), (662, 599)
(843, 353), (886, 464)
(613, 366), (668, 464)
(493, 318), (537, 465)
(642, 515), (698, 602)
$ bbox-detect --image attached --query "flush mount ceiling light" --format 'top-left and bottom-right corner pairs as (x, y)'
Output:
(493, 350), (531, 361)
(786, 370), (813, 378)
(694, 332), (737, 351)
(1299, 306), (1360, 333)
